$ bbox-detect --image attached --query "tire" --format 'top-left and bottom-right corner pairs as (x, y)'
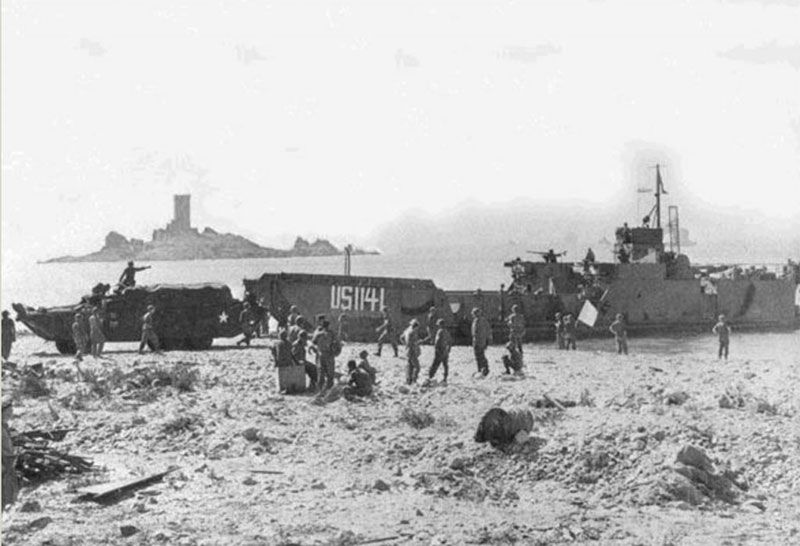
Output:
(55, 339), (77, 355)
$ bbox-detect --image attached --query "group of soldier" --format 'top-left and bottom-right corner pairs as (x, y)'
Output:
(268, 307), (377, 399)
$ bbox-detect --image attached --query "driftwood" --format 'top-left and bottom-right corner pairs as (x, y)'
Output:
(249, 469), (284, 475)
(78, 467), (177, 502)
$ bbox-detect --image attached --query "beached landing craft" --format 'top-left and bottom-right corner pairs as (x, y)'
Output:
(248, 168), (799, 345)
(13, 284), (244, 354)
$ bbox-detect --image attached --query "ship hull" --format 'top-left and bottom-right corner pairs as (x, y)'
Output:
(247, 270), (799, 345)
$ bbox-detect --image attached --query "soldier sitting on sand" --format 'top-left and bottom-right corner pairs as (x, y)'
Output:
(344, 360), (373, 398)
(502, 340), (523, 376)
(357, 350), (377, 385)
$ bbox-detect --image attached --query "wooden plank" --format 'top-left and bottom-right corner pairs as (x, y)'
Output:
(78, 467), (176, 501)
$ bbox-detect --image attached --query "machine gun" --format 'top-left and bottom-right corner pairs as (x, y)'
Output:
(527, 249), (567, 263)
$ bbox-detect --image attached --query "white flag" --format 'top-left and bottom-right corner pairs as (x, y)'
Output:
(578, 300), (598, 327)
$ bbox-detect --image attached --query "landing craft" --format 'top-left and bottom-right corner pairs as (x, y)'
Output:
(13, 283), (244, 353)
(248, 167), (799, 344)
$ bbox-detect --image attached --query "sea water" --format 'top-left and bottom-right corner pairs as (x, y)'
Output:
(0, 245), (525, 309)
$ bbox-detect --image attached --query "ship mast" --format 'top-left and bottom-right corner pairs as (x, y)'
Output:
(653, 164), (667, 229)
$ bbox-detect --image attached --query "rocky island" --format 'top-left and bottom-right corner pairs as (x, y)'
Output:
(45, 195), (377, 263)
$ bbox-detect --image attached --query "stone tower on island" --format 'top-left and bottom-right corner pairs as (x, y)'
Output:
(153, 194), (198, 241)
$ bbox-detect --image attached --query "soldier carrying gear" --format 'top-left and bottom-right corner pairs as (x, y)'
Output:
(119, 261), (151, 290)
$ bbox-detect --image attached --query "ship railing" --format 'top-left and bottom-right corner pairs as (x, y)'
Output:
(694, 262), (797, 282)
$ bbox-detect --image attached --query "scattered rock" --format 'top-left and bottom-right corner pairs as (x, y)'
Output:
(665, 390), (689, 405)
(19, 500), (42, 512)
(120, 525), (139, 537)
(676, 445), (713, 473)
(241, 427), (260, 442)
(373, 479), (390, 492)
(449, 457), (471, 471)
(28, 516), (53, 531)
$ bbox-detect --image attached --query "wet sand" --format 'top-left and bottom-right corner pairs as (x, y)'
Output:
(2, 332), (799, 545)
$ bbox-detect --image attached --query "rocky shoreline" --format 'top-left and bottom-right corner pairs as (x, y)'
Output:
(44, 232), (378, 263)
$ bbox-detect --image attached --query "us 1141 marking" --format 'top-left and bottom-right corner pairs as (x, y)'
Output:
(330, 286), (385, 312)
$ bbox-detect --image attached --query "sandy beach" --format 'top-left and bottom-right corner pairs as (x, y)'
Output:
(2, 332), (799, 546)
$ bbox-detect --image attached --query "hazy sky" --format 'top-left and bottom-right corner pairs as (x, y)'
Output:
(2, 0), (799, 265)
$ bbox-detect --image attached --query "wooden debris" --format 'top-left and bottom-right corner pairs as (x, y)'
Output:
(12, 430), (92, 484)
(78, 467), (177, 502)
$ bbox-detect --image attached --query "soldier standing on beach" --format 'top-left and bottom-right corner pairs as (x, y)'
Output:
(71, 313), (87, 362)
(338, 312), (350, 342)
(712, 314), (731, 360)
(288, 315), (307, 344)
(1, 311), (16, 362)
(88, 306), (106, 358)
(375, 307), (398, 357)
(287, 305), (300, 328)
(426, 306), (439, 344)
(471, 307), (492, 377)
(138, 304), (160, 354)
(2, 397), (19, 511)
(118, 261), (151, 289)
(311, 318), (338, 391)
(237, 302), (257, 347)
(563, 314), (577, 350)
(428, 319), (451, 383)
(554, 312), (565, 350)
(609, 313), (628, 355)
(401, 319), (423, 385)
(506, 304), (525, 356)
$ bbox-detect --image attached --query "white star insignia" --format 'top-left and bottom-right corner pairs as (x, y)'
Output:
(219, 311), (229, 324)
